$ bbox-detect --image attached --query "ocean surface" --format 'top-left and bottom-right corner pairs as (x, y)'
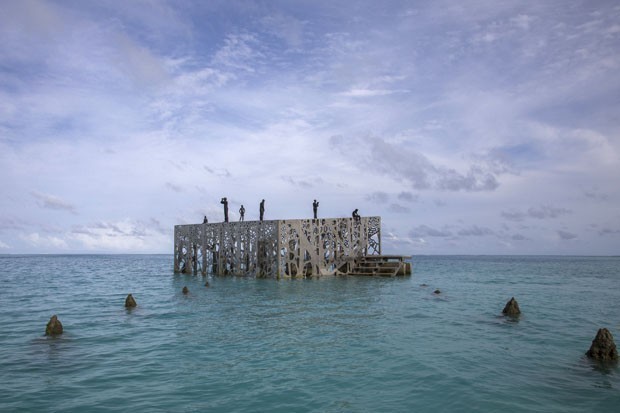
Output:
(0, 254), (618, 412)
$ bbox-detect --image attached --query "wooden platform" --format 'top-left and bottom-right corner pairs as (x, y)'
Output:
(347, 255), (412, 277)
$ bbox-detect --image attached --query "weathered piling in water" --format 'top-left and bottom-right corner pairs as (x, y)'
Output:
(502, 297), (521, 317)
(586, 328), (618, 361)
(125, 294), (137, 308)
(45, 315), (63, 336)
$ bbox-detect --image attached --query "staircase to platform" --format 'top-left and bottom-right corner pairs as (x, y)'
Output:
(349, 255), (412, 276)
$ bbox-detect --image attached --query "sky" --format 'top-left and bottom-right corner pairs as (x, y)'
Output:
(1, 0), (619, 255)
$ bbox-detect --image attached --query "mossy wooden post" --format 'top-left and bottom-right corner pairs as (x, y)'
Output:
(45, 315), (63, 336)
(125, 294), (137, 308)
(586, 328), (618, 361)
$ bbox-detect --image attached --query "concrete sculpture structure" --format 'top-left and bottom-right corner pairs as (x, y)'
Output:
(173, 216), (410, 278)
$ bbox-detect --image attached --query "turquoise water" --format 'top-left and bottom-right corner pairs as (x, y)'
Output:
(0, 255), (619, 412)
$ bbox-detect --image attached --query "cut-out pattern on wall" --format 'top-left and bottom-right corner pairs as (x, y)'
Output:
(174, 217), (381, 278)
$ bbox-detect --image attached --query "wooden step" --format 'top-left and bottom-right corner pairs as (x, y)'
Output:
(346, 254), (412, 276)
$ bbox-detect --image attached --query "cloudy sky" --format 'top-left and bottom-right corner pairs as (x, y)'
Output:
(1, 0), (619, 255)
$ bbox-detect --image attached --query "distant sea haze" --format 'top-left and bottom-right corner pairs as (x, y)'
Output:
(0, 255), (618, 412)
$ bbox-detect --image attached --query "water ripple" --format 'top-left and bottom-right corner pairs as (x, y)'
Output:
(0, 255), (619, 411)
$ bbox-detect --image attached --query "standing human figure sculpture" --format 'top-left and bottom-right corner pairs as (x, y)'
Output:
(221, 197), (229, 222)
(259, 199), (265, 221)
(313, 199), (319, 219)
(352, 209), (360, 221)
(239, 205), (245, 222)
(203, 215), (208, 224)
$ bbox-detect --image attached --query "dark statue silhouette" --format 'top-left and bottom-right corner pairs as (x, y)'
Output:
(221, 197), (229, 222)
(313, 199), (319, 219)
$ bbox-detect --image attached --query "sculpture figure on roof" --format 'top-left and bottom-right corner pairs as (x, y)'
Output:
(221, 197), (229, 222)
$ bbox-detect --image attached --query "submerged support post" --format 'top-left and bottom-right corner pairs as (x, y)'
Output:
(173, 226), (179, 272)
(218, 224), (224, 276)
(192, 243), (198, 275)
(277, 220), (282, 278)
(201, 242), (207, 276)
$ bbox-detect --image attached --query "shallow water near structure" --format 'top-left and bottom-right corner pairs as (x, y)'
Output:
(0, 255), (619, 412)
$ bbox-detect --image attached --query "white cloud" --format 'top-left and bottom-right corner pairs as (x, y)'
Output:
(20, 233), (68, 249)
(340, 88), (404, 97)
(331, 135), (506, 192)
(502, 205), (572, 222)
(365, 192), (389, 204)
(397, 192), (418, 202)
(31, 192), (77, 214)
(261, 13), (306, 48)
(388, 203), (410, 213)
(0, 1), (619, 255)
(457, 225), (495, 237)
(165, 182), (184, 193)
(410, 225), (453, 238)
(212, 33), (263, 73)
(113, 32), (169, 89)
(511, 14), (535, 30)
(69, 219), (170, 252)
(558, 230), (577, 240)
